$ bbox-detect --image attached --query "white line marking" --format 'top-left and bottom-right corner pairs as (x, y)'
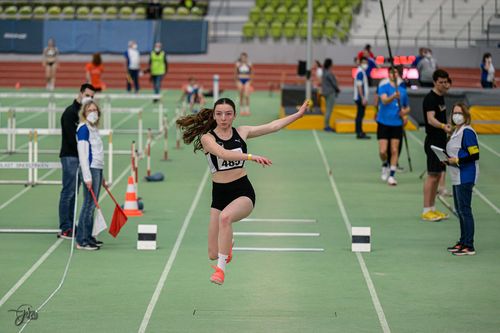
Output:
(233, 232), (320, 237)
(234, 247), (324, 252)
(313, 130), (391, 333)
(407, 131), (500, 214)
(242, 218), (317, 223)
(479, 141), (500, 158)
(138, 169), (209, 333)
(0, 229), (60, 233)
(0, 239), (64, 308)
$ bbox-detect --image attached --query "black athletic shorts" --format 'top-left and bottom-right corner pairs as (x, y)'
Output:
(424, 136), (446, 174)
(377, 122), (403, 140)
(211, 175), (256, 211)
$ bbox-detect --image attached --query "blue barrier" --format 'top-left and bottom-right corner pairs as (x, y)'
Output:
(0, 20), (207, 54)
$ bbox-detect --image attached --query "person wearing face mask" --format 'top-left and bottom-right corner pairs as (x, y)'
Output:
(417, 48), (437, 88)
(147, 42), (168, 102)
(353, 57), (371, 139)
(76, 101), (105, 250)
(480, 53), (496, 89)
(58, 83), (96, 240)
(445, 102), (479, 256)
(124, 40), (141, 93)
(322, 58), (340, 132)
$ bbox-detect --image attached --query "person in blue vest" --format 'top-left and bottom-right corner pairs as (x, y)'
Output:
(376, 67), (409, 186)
(480, 52), (496, 89)
(353, 57), (371, 139)
(445, 102), (480, 256)
(148, 42), (168, 102)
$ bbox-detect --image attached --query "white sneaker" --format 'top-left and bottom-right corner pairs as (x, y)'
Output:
(381, 167), (389, 181)
(387, 176), (397, 186)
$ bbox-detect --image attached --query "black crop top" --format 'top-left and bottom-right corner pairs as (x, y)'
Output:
(206, 128), (247, 173)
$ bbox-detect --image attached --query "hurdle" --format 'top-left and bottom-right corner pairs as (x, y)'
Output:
(163, 116), (169, 160)
(0, 128), (114, 185)
(146, 128), (152, 176)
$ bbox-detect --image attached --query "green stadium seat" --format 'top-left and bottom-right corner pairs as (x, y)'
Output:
(0, 6), (3, 15)
(268, 0), (281, 8)
(315, 6), (327, 22)
(328, 6), (341, 22)
(270, 21), (282, 39)
(283, 21), (296, 39)
(104, 6), (118, 18)
(313, 0), (322, 7)
(4, 5), (17, 18)
(91, 6), (105, 19)
(249, 7), (261, 23)
(162, 6), (175, 18)
(176, 6), (190, 16)
(323, 20), (336, 39)
(18, 5), (32, 19)
(298, 21), (308, 39)
(33, 5), (47, 18)
(119, 6), (133, 19)
(61, 6), (75, 19)
(297, 0), (307, 9)
(134, 6), (146, 19)
(276, 6), (287, 23)
(262, 6), (274, 23)
(242, 22), (255, 40)
(288, 5), (301, 23)
(191, 6), (204, 17)
(256, 0), (267, 9)
(282, 0), (294, 9)
(76, 6), (90, 19)
(312, 21), (323, 40)
(183, 0), (195, 9)
(337, 28), (348, 43)
(256, 21), (268, 39)
(324, 0), (335, 8)
(47, 5), (62, 18)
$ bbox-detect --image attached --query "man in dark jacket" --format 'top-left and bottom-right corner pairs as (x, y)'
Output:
(58, 83), (96, 239)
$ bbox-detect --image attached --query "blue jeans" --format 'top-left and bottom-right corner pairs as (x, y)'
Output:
(127, 69), (140, 93)
(324, 94), (336, 128)
(76, 168), (102, 246)
(152, 75), (164, 95)
(355, 99), (366, 135)
(452, 183), (475, 248)
(58, 156), (80, 232)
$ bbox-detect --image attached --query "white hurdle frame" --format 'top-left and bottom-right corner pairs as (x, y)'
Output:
(0, 128), (114, 185)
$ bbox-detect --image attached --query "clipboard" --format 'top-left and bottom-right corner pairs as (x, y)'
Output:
(430, 145), (449, 162)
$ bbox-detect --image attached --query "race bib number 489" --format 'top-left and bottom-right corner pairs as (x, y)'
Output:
(217, 148), (243, 170)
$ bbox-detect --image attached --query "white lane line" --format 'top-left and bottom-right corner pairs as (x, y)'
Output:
(0, 229), (60, 233)
(407, 131), (500, 214)
(242, 218), (317, 223)
(234, 232), (320, 237)
(479, 141), (500, 158)
(0, 239), (64, 308)
(313, 130), (391, 333)
(138, 169), (210, 333)
(234, 247), (324, 252)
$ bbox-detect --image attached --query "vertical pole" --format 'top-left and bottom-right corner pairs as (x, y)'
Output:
(452, 0), (456, 18)
(12, 111), (16, 153)
(28, 130), (33, 186)
(481, 6), (484, 32)
(408, 0), (412, 18)
(175, 108), (181, 149)
(138, 110), (143, 155)
(305, 0), (313, 102)
(439, 6), (443, 33)
(158, 102), (163, 132)
(213, 74), (220, 101)
(34, 130), (38, 184)
(131, 141), (136, 180)
(7, 110), (12, 153)
(426, 21), (430, 46)
(467, 21), (471, 47)
(108, 131), (113, 185)
(163, 115), (169, 160)
(147, 128), (152, 177)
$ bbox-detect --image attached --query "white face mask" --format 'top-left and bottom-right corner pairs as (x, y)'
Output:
(425, 53), (432, 58)
(361, 64), (368, 70)
(132, 44), (138, 50)
(86, 112), (98, 124)
(81, 96), (93, 105)
(452, 113), (464, 125)
(154, 47), (161, 52)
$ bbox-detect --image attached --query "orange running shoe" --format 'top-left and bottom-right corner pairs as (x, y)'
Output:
(226, 239), (235, 264)
(210, 266), (225, 285)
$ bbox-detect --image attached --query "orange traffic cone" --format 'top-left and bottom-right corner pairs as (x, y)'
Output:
(123, 176), (143, 217)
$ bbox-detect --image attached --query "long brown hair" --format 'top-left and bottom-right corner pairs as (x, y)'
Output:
(92, 53), (102, 66)
(451, 102), (471, 126)
(176, 98), (236, 152)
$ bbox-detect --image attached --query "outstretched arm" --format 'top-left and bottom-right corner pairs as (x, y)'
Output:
(201, 134), (272, 167)
(238, 100), (309, 139)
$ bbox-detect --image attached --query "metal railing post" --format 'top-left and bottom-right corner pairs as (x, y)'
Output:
(452, 0), (456, 18)
(408, 0), (413, 18)
(467, 21), (471, 47)
(427, 21), (430, 46)
(481, 6), (485, 32)
(439, 6), (443, 33)
(397, 4), (401, 34)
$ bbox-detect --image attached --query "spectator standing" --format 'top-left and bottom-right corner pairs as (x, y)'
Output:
(76, 101), (105, 250)
(480, 52), (496, 88)
(85, 53), (104, 92)
(446, 102), (480, 256)
(58, 84), (96, 239)
(42, 38), (59, 91)
(353, 57), (371, 139)
(125, 40), (141, 93)
(321, 58), (340, 132)
(235, 52), (253, 116)
(417, 48), (437, 87)
(148, 42), (168, 102)
(421, 69), (452, 222)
